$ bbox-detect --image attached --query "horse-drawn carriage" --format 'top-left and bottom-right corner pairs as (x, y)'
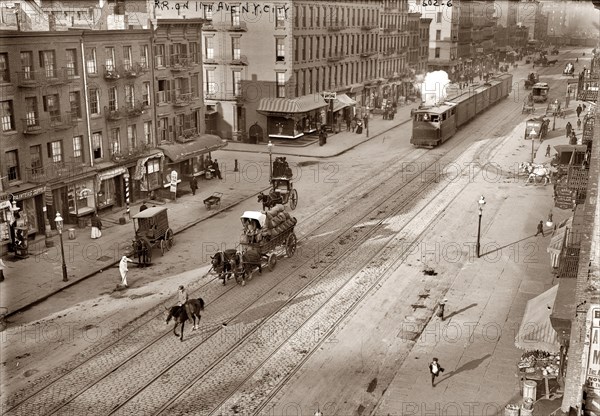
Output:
(522, 96), (535, 114)
(524, 72), (539, 89)
(532, 83), (550, 103)
(563, 62), (575, 77)
(210, 209), (298, 286)
(131, 206), (174, 266)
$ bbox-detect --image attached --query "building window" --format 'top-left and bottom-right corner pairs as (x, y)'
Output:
(158, 117), (168, 141)
(232, 70), (241, 96)
(189, 42), (199, 63)
(30, 145), (43, 173)
(0, 53), (9, 83)
(0, 100), (15, 131)
(108, 87), (118, 111)
(25, 97), (38, 126)
(143, 81), (151, 106)
(5, 150), (19, 181)
(66, 49), (78, 77)
(69, 91), (81, 119)
(125, 84), (135, 108)
(43, 94), (61, 123)
(86, 48), (97, 74)
(157, 79), (170, 103)
(436, 12), (442, 23)
(276, 72), (285, 98)
(436, 30), (441, 41)
(20, 52), (33, 80)
(232, 8), (240, 26)
(155, 44), (165, 67)
(92, 132), (103, 159)
(72, 136), (83, 163)
(143, 121), (152, 144)
(123, 46), (133, 70)
(231, 37), (241, 60)
(111, 128), (121, 154)
(141, 45), (149, 68)
(276, 7), (285, 27)
(89, 88), (100, 114)
(127, 124), (137, 149)
(40, 50), (56, 78)
(191, 73), (199, 98)
(204, 6), (213, 19)
(435, 47), (440, 58)
(105, 47), (115, 72)
(206, 69), (216, 95)
(48, 140), (63, 163)
(276, 38), (285, 62)
(205, 36), (214, 59)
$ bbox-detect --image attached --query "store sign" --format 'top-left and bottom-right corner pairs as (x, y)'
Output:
(14, 186), (46, 201)
(79, 188), (93, 198)
(322, 92), (336, 100)
(586, 307), (600, 385)
(170, 170), (178, 193)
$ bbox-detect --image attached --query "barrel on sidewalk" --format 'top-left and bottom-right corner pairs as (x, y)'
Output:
(523, 380), (537, 401)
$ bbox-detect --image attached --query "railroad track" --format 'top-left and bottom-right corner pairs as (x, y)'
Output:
(5, 90), (525, 416)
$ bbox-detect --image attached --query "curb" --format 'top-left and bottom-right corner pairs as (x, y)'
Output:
(220, 117), (412, 159)
(4, 187), (270, 319)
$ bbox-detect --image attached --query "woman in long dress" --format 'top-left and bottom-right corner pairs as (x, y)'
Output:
(91, 213), (102, 239)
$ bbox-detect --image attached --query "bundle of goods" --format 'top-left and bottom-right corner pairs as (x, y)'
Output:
(262, 204), (297, 241)
(518, 350), (560, 376)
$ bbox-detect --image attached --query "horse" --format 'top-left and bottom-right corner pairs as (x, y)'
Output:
(132, 238), (151, 267)
(211, 250), (243, 285)
(165, 298), (205, 341)
(257, 192), (282, 211)
(239, 248), (262, 286)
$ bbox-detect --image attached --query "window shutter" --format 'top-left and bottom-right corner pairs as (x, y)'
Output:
(43, 96), (48, 112)
(47, 142), (52, 157)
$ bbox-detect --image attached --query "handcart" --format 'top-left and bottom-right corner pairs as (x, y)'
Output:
(204, 192), (223, 210)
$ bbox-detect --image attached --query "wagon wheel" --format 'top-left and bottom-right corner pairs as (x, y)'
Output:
(289, 189), (298, 210)
(286, 233), (297, 258)
(165, 228), (174, 250)
(267, 253), (277, 271)
(160, 239), (166, 256)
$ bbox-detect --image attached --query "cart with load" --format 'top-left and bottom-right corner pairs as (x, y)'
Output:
(131, 206), (174, 265)
(203, 192), (222, 210)
(524, 72), (539, 89)
(532, 83), (550, 102)
(237, 206), (297, 283)
(522, 98), (535, 115)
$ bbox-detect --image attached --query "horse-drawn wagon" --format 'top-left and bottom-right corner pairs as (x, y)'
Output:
(131, 206), (174, 266)
(524, 72), (539, 89)
(522, 100), (535, 114)
(210, 207), (298, 286)
(563, 62), (575, 77)
(532, 83), (550, 103)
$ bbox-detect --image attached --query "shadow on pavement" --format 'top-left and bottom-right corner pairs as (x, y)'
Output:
(444, 303), (478, 321)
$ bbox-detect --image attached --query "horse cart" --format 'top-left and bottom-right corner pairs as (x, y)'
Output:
(271, 177), (298, 210)
(131, 206), (174, 265)
(522, 100), (535, 115)
(524, 72), (539, 89)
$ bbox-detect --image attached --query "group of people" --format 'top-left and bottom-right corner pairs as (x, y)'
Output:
(272, 156), (292, 178)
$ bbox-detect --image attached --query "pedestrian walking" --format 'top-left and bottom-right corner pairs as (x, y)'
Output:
(139, 201), (148, 212)
(119, 256), (134, 287)
(437, 299), (447, 321)
(577, 118), (582, 131)
(350, 117), (357, 132)
(535, 220), (545, 237)
(189, 176), (198, 196)
(346, 117), (351, 132)
(90, 213), (102, 239)
(545, 145), (551, 157)
(212, 159), (222, 180)
(429, 358), (444, 387)
(355, 120), (363, 134)
(565, 121), (572, 138)
(319, 127), (327, 146)
(576, 104), (582, 119)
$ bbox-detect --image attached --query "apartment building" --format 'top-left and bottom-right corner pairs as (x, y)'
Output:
(154, 0), (383, 141)
(0, 19), (223, 251)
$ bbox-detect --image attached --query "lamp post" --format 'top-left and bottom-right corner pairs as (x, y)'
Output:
(267, 140), (273, 180)
(55, 212), (68, 282)
(476, 196), (486, 258)
(529, 129), (537, 163)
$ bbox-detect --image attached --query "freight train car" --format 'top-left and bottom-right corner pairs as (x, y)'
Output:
(411, 73), (513, 148)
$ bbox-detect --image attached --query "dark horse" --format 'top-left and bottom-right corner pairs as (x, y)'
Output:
(132, 238), (151, 267)
(257, 192), (282, 211)
(165, 298), (205, 341)
(211, 250), (243, 285)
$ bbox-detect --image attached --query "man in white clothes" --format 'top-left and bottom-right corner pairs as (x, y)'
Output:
(119, 256), (134, 287)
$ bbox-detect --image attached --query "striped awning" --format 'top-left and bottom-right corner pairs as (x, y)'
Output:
(331, 93), (357, 112)
(158, 134), (227, 163)
(257, 94), (327, 115)
(515, 285), (561, 353)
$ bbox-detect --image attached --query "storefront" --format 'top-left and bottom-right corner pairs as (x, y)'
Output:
(328, 93), (357, 129)
(158, 134), (227, 188)
(67, 178), (97, 221)
(96, 166), (128, 211)
(132, 152), (165, 200)
(256, 95), (328, 139)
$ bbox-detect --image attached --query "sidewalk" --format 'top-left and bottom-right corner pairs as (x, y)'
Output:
(1, 107), (415, 319)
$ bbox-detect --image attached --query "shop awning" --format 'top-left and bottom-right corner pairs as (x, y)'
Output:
(550, 278), (577, 344)
(548, 217), (573, 257)
(554, 144), (588, 153)
(515, 285), (561, 353)
(257, 94), (327, 115)
(158, 134), (227, 163)
(331, 94), (357, 112)
(349, 83), (363, 93)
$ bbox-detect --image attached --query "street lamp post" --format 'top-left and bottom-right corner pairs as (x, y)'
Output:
(476, 196), (486, 258)
(552, 112), (556, 131)
(529, 129), (537, 163)
(55, 212), (68, 282)
(267, 141), (273, 180)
